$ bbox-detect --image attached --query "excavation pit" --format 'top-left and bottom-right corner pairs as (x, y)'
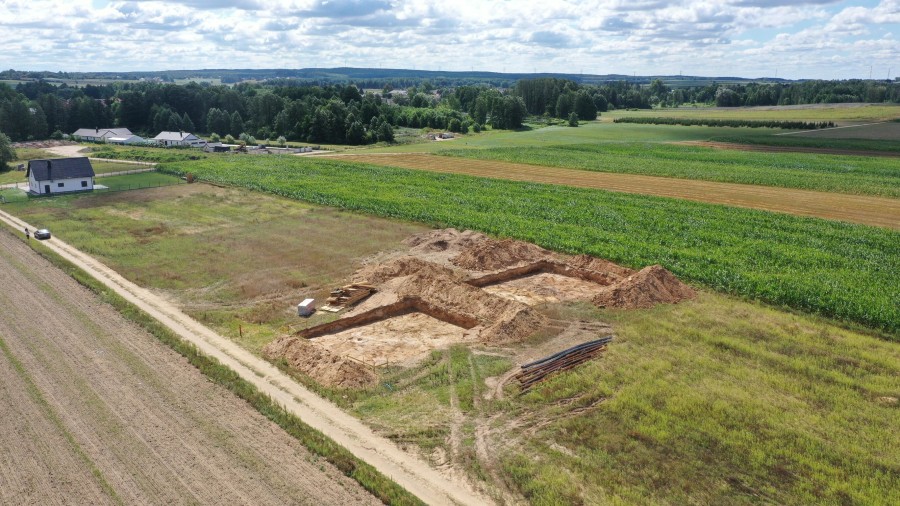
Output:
(299, 297), (479, 366)
(466, 261), (616, 306)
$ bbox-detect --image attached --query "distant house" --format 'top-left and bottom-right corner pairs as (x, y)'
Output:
(107, 135), (145, 145)
(26, 157), (95, 195)
(153, 131), (206, 147)
(72, 127), (133, 142)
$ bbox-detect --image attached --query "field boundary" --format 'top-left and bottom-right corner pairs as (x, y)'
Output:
(0, 207), (491, 506)
(327, 153), (900, 230)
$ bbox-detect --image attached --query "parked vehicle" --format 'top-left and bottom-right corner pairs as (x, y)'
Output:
(34, 229), (51, 240)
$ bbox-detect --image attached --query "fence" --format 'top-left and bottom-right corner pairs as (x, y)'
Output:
(0, 179), (187, 204)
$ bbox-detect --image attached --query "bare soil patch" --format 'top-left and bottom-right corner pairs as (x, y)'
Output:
(0, 230), (379, 505)
(334, 153), (900, 230)
(266, 229), (693, 386)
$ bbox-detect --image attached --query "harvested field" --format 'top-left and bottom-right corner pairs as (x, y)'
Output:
(0, 230), (380, 506)
(790, 121), (900, 140)
(332, 153), (900, 230)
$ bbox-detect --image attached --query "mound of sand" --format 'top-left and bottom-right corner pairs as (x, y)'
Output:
(568, 254), (635, 280)
(404, 228), (488, 255)
(592, 265), (696, 309)
(452, 238), (549, 271)
(352, 256), (463, 285)
(262, 337), (376, 388)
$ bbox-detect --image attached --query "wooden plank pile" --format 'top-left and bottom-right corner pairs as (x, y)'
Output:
(320, 284), (376, 312)
(515, 337), (613, 392)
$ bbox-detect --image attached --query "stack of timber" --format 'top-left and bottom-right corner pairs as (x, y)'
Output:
(515, 337), (613, 392)
(320, 284), (377, 312)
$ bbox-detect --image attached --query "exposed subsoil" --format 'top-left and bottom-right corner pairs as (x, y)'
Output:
(593, 264), (697, 309)
(266, 229), (694, 386)
(0, 230), (379, 506)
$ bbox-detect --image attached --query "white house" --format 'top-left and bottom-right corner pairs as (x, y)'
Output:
(153, 131), (206, 147)
(26, 157), (95, 195)
(71, 127), (133, 142)
(107, 134), (146, 145)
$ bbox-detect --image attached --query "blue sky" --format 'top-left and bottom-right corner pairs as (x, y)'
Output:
(1, 0), (897, 79)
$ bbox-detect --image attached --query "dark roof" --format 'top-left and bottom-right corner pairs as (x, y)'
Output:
(27, 157), (95, 181)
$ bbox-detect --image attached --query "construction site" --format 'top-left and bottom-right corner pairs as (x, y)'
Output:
(264, 228), (696, 389)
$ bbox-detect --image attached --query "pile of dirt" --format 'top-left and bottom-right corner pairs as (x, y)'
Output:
(592, 265), (696, 309)
(452, 238), (549, 271)
(352, 256), (463, 285)
(568, 254), (635, 280)
(262, 337), (376, 388)
(404, 228), (488, 255)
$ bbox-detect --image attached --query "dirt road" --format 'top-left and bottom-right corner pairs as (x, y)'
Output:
(0, 230), (379, 505)
(0, 209), (490, 506)
(330, 153), (900, 230)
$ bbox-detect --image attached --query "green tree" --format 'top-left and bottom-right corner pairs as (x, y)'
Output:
(181, 112), (195, 132)
(0, 132), (15, 170)
(568, 112), (579, 127)
(377, 121), (394, 142)
(230, 111), (244, 137)
(574, 92), (597, 120)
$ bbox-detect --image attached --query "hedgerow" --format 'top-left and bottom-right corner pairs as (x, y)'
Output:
(613, 117), (835, 129)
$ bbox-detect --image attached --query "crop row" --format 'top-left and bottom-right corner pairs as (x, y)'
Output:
(162, 156), (900, 335)
(438, 143), (900, 197)
(613, 117), (835, 129)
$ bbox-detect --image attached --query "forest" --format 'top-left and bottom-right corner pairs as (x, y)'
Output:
(0, 74), (897, 144)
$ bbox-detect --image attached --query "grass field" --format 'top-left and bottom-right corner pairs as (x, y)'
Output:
(345, 294), (899, 504)
(605, 104), (900, 123)
(435, 143), (900, 197)
(3, 183), (426, 351)
(0, 147), (54, 185)
(154, 156), (899, 334)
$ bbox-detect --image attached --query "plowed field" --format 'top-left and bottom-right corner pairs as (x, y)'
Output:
(0, 230), (379, 506)
(333, 154), (900, 230)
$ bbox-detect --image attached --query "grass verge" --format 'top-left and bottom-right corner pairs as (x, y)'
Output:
(8, 229), (423, 506)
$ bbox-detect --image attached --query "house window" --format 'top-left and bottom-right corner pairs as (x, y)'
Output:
(57, 182), (64, 188)
(81, 181), (88, 188)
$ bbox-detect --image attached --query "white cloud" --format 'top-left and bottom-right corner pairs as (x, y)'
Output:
(0, 0), (895, 78)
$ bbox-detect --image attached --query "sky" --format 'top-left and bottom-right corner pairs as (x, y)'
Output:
(0, 0), (897, 80)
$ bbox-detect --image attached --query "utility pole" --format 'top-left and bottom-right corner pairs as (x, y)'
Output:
(868, 65), (873, 79)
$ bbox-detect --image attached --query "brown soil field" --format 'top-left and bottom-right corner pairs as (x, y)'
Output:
(332, 154), (900, 230)
(0, 230), (380, 506)
(676, 140), (900, 157)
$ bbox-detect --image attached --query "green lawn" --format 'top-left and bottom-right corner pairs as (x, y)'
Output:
(158, 155), (900, 334)
(97, 172), (183, 191)
(438, 143), (900, 197)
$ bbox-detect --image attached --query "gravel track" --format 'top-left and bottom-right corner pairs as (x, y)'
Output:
(331, 153), (900, 230)
(0, 230), (380, 506)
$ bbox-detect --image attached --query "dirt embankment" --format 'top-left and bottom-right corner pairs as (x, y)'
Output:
(593, 264), (696, 309)
(265, 229), (695, 387)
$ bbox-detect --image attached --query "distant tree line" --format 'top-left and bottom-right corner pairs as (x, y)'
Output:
(0, 79), (534, 144)
(1, 74), (897, 144)
(613, 117), (836, 129)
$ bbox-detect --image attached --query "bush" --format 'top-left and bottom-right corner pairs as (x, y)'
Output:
(50, 130), (64, 140)
(210, 133), (221, 142)
(224, 134), (235, 144)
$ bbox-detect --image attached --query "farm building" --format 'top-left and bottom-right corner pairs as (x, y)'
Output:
(107, 134), (146, 145)
(26, 157), (95, 195)
(72, 127), (134, 142)
(153, 131), (206, 147)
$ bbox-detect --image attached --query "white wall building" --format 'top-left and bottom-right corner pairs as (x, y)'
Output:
(107, 135), (146, 145)
(72, 127), (133, 142)
(153, 131), (206, 147)
(27, 157), (95, 195)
